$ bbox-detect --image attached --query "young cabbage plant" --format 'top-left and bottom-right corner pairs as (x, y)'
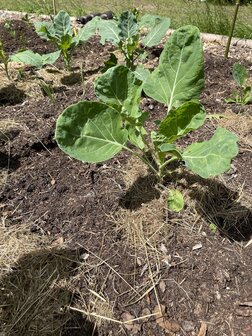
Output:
(35, 10), (97, 70)
(11, 50), (61, 69)
(0, 40), (10, 79)
(86, 9), (170, 70)
(225, 63), (252, 105)
(55, 26), (238, 209)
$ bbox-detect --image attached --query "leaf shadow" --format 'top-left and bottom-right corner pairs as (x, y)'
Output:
(119, 174), (160, 210)
(173, 171), (252, 242)
(0, 247), (98, 336)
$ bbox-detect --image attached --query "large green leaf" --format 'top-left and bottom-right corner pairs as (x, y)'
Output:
(41, 50), (61, 65)
(96, 19), (120, 45)
(142, 17), (170, 47)
(11, 50), (60, 68)
(232, 63), (248, 87)
(34, 21), (54, 40)
(134, 66), (150, 83)
(53, 10), (72, 38)
(158, 101), (206, 143)
(139, 14), (164, 29)
(95, 65), (142, 118)
(182, 128), (238, 178)
(118, 11), (138, 40)
(55, 101), (128, 163)
(143, 25), (204, 111)
(74, 16), (100, 45)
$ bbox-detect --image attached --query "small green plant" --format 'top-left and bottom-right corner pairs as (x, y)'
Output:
(0, 40), (11, 79)
(39, 80), (55, 102)
(11, 50), (61, 69)
(4, 19), (16, 37)
(35, 10), (97, 70)
(225, 63), (252, 105)
(55, 25), (238, 209)
(87, 9), (170, 70)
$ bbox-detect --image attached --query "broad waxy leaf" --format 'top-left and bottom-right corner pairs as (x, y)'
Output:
(118, 11), (138, 40)
(11, 50), (60, 68)
(134, 65), (150, 83)
(55, 101), (128, 163)
(182, 127), (238, 178)
(167, 189), (184, 212)
(53, 10), (72, 38)
(74, 16), (101, 45)
(34, 21), (54, 40)
(96, 19), (120, 45)
(232, 63), (248, 87)
(158, 101), (206, 143)
(142, 17), (170, 47)
(143, 25), (204, 111)
(95, 65), (142, 118)
(139, 14), (164, 29)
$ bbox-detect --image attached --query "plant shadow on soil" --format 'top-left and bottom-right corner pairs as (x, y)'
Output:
(0, 152), (20, 171)
(176, 171), (252, 242)
(119, 174), (160, 210)
(0, 248), (98, 336)
(0, 84), (26, 106)
(119, 169), (252, 242)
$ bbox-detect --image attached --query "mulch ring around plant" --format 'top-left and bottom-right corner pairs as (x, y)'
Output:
(0, 16), (252, 336)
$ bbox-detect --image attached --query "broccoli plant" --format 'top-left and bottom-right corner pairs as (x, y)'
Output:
(225, 63), (252, 105)
(55, 26), (238, 208)
(35, 10), (97, 70)
(86, 9), (170, 70)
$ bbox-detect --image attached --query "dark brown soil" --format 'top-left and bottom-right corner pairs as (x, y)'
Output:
(0, 19), (252, 336)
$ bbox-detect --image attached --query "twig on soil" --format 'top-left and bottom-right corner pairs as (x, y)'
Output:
(68, 306), (159, 324)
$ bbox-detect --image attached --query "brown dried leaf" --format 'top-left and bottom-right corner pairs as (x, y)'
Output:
(141, 308), (151, 322)
(154, 305), (180, 332)
(121, 312), (141, 334)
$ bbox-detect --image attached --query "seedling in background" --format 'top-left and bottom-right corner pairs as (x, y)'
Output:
(4, 19), (16, 38)
(225, 63), (252, 105)
(39, 80), (55, 103)
(87, 9), (170, 70)
(55, 26), (238, 211)
(0, 40), (11, 80)
(35, 10), (97, 70)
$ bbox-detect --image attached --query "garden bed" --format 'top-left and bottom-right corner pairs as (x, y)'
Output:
(0, 16), (252, 336)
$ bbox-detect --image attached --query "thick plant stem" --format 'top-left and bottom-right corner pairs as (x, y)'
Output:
(225, 0), (241, 58)
(158, 157), (178, 178)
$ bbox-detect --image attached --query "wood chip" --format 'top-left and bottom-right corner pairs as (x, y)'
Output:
(238, 302), (252, 307)
(198, 321), (207, 336)
(159, 280), (166, 293)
